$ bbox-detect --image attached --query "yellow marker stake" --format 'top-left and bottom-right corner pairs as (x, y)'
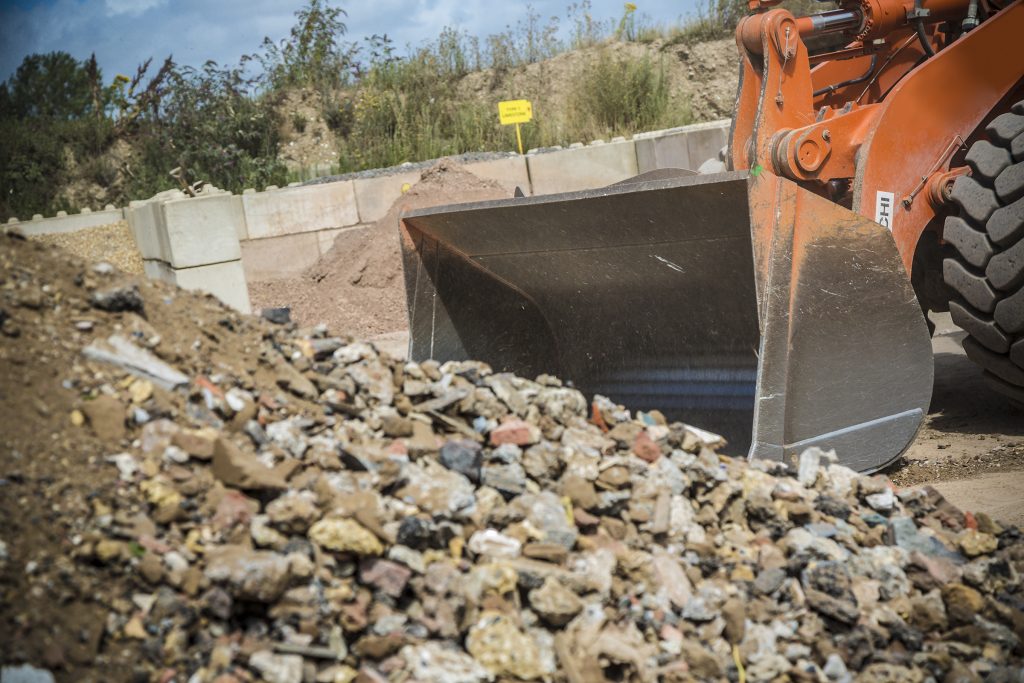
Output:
(499, 99), (533, 155)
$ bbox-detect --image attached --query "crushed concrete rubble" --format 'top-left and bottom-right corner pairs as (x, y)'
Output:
(1, 231), (1024, 682)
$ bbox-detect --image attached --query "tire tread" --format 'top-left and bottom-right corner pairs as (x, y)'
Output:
(943, 99), (1024, 405)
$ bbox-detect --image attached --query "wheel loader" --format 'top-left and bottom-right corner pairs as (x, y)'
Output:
(399, 0), (1024, 472)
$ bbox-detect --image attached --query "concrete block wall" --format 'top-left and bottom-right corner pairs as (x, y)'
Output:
(234, 119), (732, 283)
(6, 206), (125, 236)
(128, 190), (252, 314)
(634, 119), (731, 174)
(10, 118), (732, 316)
(526, 138), (639, 194)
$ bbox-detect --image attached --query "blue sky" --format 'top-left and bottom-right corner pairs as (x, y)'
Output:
(0, 0), (703, 82)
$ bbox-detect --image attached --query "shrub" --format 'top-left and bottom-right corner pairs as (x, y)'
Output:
(572, 49), (674, 138)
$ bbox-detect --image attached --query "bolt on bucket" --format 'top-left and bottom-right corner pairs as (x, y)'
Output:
(399, 170), (934, 472)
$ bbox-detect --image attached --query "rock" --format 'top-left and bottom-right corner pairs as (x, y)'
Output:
(359, 558), (412, 597)
(722, 598), (746, 643)
(81, 395), (125, 441)
(89, 283), (144, 314)
(249, 650), (303, 683)
(959, 530), (998, 558)
(401, 642), (490, 683)
(679, 640), (722, 679)
(866, 488), (896, 512)
(528, 577), (582, 626)
(632, 431), (661, 462)
(211, 438), (288, 491)
(82, 335), (188, 390)
(805, 588), (860, 624)
(309, 518), (383, 556)
(204, 545), (294, 603)
(510, 492), (577, 550)
(262, 307), (291, 324)
(823, 654), (852, 683)
(889, 516), (964, 562)
(439, 440), (482, 482)
(650, 549), (694, 609)
(275, 362), (318, 400)
(171, 428), (219, 460)
(266, 491), (320, 533)
(481, 462), (528, 496)
(0, 665), (56, 683)
(468, 529), (522, 559)
(941, 583), (984, 625)
(466, 611), (544, 680)
(754, 567), (787, 595)
(397, 460), (477, 519)
(490, 419), (541, 447)
(798, 447), (824, 486)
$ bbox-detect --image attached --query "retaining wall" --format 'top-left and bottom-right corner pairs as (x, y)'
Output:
(18, 118), (732, 315)
(233, 119), (730, 281)
(6, 206), (125, 236)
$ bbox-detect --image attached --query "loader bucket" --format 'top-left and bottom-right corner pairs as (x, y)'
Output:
(399, 170), (934, 471)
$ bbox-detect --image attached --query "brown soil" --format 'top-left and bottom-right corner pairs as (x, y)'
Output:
(0, 234), (277, 680)
(30, 221), (144, 275)
(248, 160), (511, 339)
(890, 314), (1024, 527)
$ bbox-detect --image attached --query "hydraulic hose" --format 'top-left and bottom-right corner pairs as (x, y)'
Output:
(813, 54), (879, 97)
(914, 0), (937, 56)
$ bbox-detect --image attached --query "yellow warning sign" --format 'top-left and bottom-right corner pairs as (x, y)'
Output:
(498, 99), (533, 125)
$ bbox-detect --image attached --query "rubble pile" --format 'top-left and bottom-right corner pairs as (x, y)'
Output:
(1, 231), (1023, 683)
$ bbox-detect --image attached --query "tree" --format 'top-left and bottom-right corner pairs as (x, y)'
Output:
(2, 52), (103, 120)
(260, 0), (355, 92)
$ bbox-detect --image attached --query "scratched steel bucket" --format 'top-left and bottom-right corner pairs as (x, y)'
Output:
(399, 170), (933, 471)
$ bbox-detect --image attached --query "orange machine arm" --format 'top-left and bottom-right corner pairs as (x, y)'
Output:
(729, 0), (1024, 272)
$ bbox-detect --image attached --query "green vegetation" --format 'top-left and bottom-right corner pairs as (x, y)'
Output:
(0, 0), (823, 220)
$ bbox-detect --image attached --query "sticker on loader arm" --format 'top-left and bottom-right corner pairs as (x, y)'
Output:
(874, 191), (896, 229)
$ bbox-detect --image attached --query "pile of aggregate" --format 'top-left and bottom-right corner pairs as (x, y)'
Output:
(0, 229), (1023, 683)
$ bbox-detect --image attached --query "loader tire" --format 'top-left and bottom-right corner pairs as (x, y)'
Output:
(943, 106), (1024, 407)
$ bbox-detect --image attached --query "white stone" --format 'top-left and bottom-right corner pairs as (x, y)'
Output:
(249, 650), (303, 683)
(468, 529), (522, 559)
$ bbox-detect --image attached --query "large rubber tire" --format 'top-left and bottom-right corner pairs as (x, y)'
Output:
(943, 101), (1024, 406)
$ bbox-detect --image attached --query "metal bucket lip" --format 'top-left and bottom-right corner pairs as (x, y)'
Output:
(401, 170), (751, 221)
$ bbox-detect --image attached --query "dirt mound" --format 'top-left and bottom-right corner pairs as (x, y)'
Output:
(5, 231), (1024, 683)
(249, 160), (511, 338)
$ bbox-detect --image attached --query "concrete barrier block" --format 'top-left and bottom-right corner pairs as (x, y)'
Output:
(686, 122), (730, 168)
(161, 193), (244, 269)
(128, 201), (170, 262)
(527, 139), (638, 195)
(242, 180), (359, 240)
(635, 131), (692, 174)
(231, 195), (249, 241)
(463, 156), (531, 195)
(143, 259), (173, 283)
(241, 232), (321, 281)
(146, 259), (251, 313)
(16, 208), (126, 237)
(353, 171), (421, 224)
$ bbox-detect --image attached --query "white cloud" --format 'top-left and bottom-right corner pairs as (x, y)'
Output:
(1, 0), (704, 83)
(104, 0), (167, 17)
